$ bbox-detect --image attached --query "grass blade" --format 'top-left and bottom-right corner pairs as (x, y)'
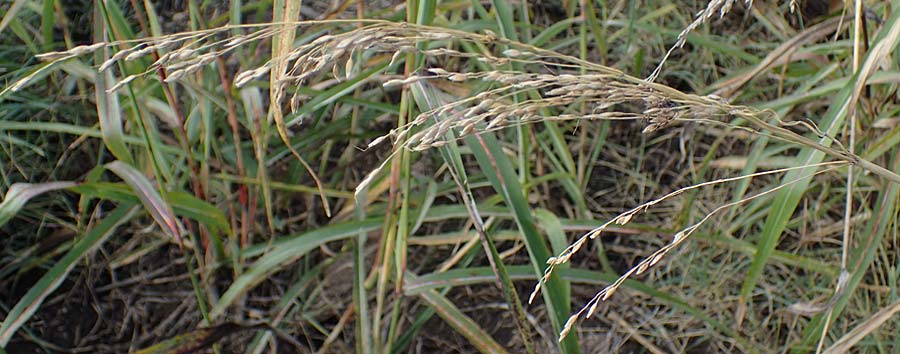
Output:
(738, 4), (900, 320)
(94, 69), (134, 165)
(105, 161), (181, 241)
(0, 182), (77, 228)
(791, 149), (900, 352)
(71, 182), (227, 234)
(534, 209), (571, 301)
(0, 0), (26, 35)
(465, 111), (578, 352)
(407, 272), (511, 354)
(822, 300), (900, 354)
(0, 205), (136, 346)
(136, 323), (267, 354)
(404, 265), (759, 351)
(209, 219), (382, 319)
(410, 81), (538, 353)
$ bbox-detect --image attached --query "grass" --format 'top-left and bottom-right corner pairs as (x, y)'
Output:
(1, 0), (900, 353)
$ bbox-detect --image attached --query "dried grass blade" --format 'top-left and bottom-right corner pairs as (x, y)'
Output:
(711, 16), (844, 98)
(822, 300), (900, 354)
(268, 0), (331, 220)
(0, 182), (77, 228)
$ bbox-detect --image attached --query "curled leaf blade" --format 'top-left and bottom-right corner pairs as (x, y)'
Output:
(0, 181), (77, 228)
(106, 161), (181, 241)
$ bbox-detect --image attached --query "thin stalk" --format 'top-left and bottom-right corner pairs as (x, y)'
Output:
(215, 57), (250, 247)
(820, 1), (865, 353)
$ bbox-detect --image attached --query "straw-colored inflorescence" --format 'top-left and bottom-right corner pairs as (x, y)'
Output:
(9, 19), (836, 161)
(13, 18), (900, 344)
(649, 0), (754, 81)
(379, 71), (718, 152)
(532, 161), (848, 340)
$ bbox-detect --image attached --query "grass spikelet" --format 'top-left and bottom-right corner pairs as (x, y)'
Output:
(10, 13), (900, 348)
(549, 161), (847, 340)
(649, 0), (754, 81)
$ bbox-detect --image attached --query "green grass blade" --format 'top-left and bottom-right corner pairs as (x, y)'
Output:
(739, 4), (900, 314)
(529, 17), (579, 48)
(0, 134), (45, 157)
(70, 182), (225, 232)
(534, 209), (571, 301)
(490, 0), (518, 42)
(405, 265), (759, 351)
(472, 3), (579, 350)
(406, 272), (511, 354)
(410, 180), (437, 235)
(94, 69), (134, 165)
(738, 87), (850, 310)
(40, 0), (53, 49)
(0, 121), (187, 157)
(791, 151), (900, 352)
(863, 120), (900, 161)
(106, 161), (181, 241)
(285, 61), (393, 126)
(142, 0), (164, 37)
(465, 121), (579, 352)
(244, 258), (333, 354)
(163, 191), (230, 237)
(412, 83), (538, 353)
(0, 0), (26, 36)
(209, 219), (382, 319)
(0, 205), (137, 346)
(101, 0), (137, 40)
(136, 323), (264, 354)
